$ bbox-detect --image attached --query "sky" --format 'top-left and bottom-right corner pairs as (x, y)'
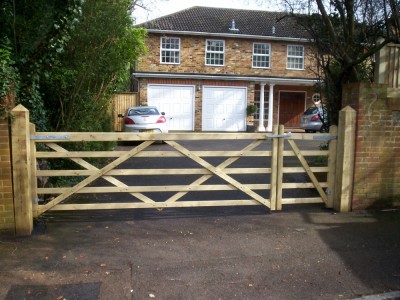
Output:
(132, 0), (281, 24)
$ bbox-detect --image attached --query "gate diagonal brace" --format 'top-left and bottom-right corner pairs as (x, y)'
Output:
(287, 139), (328, 205)
(36, 141), (155, 215)
(165, 141), (270, 208)
(43, 143), (156, 205)
(165, 140), (264, 204)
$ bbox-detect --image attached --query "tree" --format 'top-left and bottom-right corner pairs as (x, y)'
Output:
(276, 0), (400, 124)
(0, 0), (82, 127)
(0, 0), (146, 131)
(41, 0), (146, 132)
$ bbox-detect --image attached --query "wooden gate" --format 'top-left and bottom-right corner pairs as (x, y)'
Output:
(10, 105), (356, 236)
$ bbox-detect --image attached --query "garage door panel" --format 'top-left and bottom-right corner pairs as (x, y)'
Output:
(202, 87), (246, 132)
(148, 85), (194, 131)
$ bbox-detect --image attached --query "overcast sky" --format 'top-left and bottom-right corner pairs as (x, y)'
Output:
(133, 0), (282, 24)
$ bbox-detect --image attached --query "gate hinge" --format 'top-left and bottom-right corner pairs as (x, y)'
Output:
(267, 132), (292, 138)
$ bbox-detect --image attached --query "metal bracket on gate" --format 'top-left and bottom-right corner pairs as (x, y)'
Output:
(266, 132), (292, 139)
(313, 135), (337, 141)
(31, 135), (70, 140)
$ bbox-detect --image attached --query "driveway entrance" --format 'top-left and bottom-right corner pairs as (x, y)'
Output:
(10, 105), (357, 235)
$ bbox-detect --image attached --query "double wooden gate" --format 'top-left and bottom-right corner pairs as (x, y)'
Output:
(11, 105), (356, 235)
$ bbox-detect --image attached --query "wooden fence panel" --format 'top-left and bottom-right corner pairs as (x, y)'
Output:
(375, 43), (400, 88)
(112, 93), (138, 131)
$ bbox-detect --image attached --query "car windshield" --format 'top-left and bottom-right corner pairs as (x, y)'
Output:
(128, 107), (159, 116)
(304, 107), (319, 115)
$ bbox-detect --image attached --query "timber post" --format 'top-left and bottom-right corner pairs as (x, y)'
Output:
(326, 125), (338, 208)
(275, 124), (284, 211)
(11, 105), (33, 236)
(333, 106), (356, 212)
(270, 125), (279, 210)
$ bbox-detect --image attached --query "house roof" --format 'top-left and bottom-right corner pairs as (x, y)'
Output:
(138, 6), (310, 40)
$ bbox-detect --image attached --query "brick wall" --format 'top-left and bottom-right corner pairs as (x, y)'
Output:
(342, 83), (400, 209)
(0, 118), (15, 235)
(138, 34), (317, 78)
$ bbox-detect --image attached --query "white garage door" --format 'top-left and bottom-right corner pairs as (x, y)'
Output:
(202, 86), (247, 131)
(147, 85), (194, 131)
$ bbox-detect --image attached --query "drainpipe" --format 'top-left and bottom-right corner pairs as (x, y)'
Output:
(258, 82), (266, 132)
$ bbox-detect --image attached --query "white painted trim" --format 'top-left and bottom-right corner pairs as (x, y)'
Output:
(205, 39), (225, 66)
(159, 37), (181, 65)
(286, 45), (305, 70)
(145, 29), (311, 43)
(133, 72), (318, 86)
(252, 42), (271, 69)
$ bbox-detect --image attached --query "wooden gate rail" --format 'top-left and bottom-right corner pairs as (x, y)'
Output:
(11, 104), (356, 236)
(32, 134), (274, 214)
(30, 129), (334, 213)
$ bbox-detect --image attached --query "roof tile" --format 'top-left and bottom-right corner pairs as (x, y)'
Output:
(138, 6), (309, 39)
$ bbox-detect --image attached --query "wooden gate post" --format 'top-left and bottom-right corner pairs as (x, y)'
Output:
(326, 125), (338, 208)
(275, 125), (284, 210)
(333, 106), (356, 212)
(270, 125), (279, 210)
(11, 105), (33, 236)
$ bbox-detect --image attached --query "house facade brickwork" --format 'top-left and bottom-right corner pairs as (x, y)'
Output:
(133, 7), (320, 132)
(138, 34), (316, 78)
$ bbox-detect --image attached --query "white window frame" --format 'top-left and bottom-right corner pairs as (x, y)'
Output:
(205, 39), (225, 66)
(160, 37), (180, 64)
(252, 43), (271, 69)
(286, 45), (304, 70)
(312, 93), (321, 103)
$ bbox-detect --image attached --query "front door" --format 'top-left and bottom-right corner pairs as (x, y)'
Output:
(279, 91), (306, 128)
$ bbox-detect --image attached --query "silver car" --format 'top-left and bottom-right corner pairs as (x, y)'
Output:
(300, 107), (328, 133)
(119, 106), (168, 133)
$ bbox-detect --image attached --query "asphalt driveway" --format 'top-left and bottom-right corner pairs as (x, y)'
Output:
(1, 139), (399, 299)
(0, 205), (399, 299)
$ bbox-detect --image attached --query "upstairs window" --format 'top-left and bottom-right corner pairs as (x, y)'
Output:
(252, 43), (271, 68)
(160, 37), (180, 64)
(205, 40), (224, 66)
(287, 45), (304, 70)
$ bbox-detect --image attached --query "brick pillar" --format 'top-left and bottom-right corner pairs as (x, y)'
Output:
(0, 118), (15, 235)
(342, 83), (400, 209)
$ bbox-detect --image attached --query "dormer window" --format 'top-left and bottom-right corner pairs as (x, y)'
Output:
(160, 37), (180, 64)
(205, 39), (225, 66)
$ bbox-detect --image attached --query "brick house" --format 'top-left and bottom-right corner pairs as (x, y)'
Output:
(133, 6), (320, 132)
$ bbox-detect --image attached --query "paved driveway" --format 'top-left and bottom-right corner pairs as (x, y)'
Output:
(1, 206), (399, 299)
(7, 139), (399, 299)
